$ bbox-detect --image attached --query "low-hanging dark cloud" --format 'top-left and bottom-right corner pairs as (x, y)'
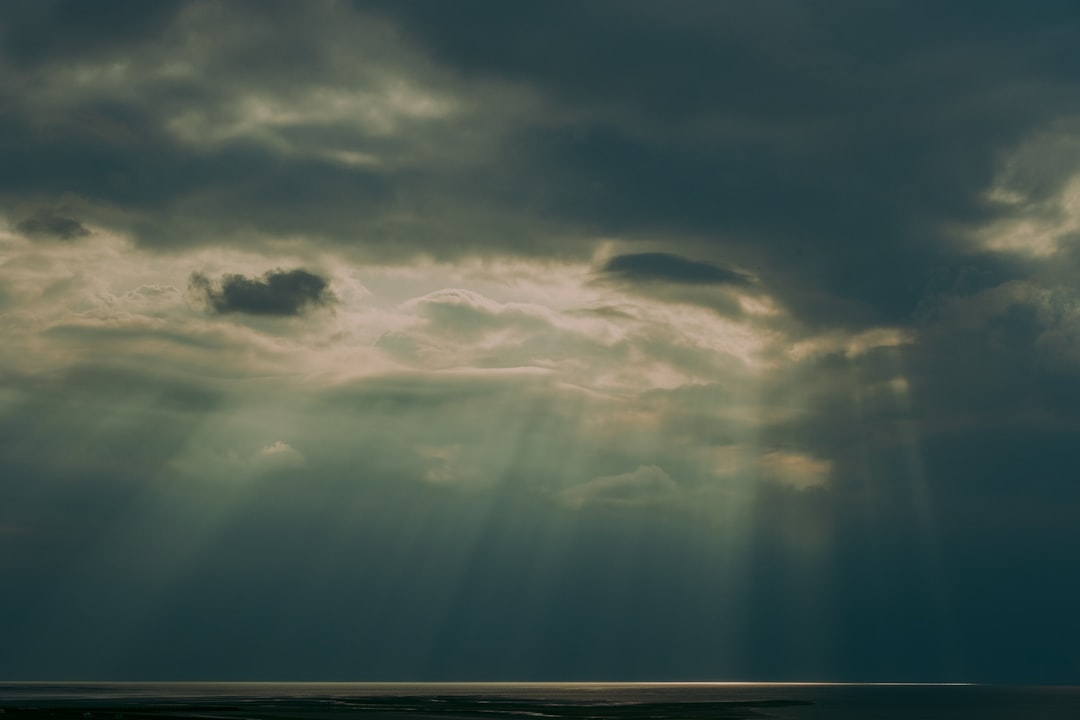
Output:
(355, 0), (1080, 327)
(15, 207), (91, 240)
(3, 0), (1079, 329)
(190, 268), (334, 316)
(601, 252), (752, 286)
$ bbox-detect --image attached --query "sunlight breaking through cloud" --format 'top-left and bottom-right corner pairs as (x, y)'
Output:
(4, 0), (1080, 684)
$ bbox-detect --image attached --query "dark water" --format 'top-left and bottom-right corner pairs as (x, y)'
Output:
(1, 683), (1079, 720)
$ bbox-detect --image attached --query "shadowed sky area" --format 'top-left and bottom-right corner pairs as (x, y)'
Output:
(2, 0), (1080, 684)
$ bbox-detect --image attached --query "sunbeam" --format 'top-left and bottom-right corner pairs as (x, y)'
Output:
(4, 0), (1080, 690)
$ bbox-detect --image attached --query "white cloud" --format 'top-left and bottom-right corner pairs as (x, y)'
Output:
(974, 125), (1080, 258)
(785, 326), (914, 361)
(758, 451), (832, 491)
(417, 444), (467, 484)
(558, 465), (680, 509)
(260, 440), (304, 461)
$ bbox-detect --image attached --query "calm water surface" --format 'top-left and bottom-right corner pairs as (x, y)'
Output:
(1, 683), (1078, 720)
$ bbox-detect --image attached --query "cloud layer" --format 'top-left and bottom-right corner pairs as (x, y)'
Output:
(2, 0), (1080, 684)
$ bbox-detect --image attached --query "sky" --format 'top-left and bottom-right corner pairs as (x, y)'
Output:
(1, 0), (1080, 684)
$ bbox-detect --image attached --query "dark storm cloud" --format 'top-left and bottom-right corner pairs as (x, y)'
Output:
(753, 281), (1080, 502)
(601, 252), (752, 286)
(0, 0), (185, 67)
(592, 252), (756, 317)
(357, 0), (1080, 326)
(190, 269), (334, 316)
(15, 207), (91, 240)
(0, 0), (488, 257)
(0, 0), (1075, 324)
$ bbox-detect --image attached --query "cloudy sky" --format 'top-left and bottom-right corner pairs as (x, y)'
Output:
(2, 0), (1080, 683)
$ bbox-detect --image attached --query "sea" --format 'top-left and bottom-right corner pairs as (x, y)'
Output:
(1, 682), (1079, 720)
